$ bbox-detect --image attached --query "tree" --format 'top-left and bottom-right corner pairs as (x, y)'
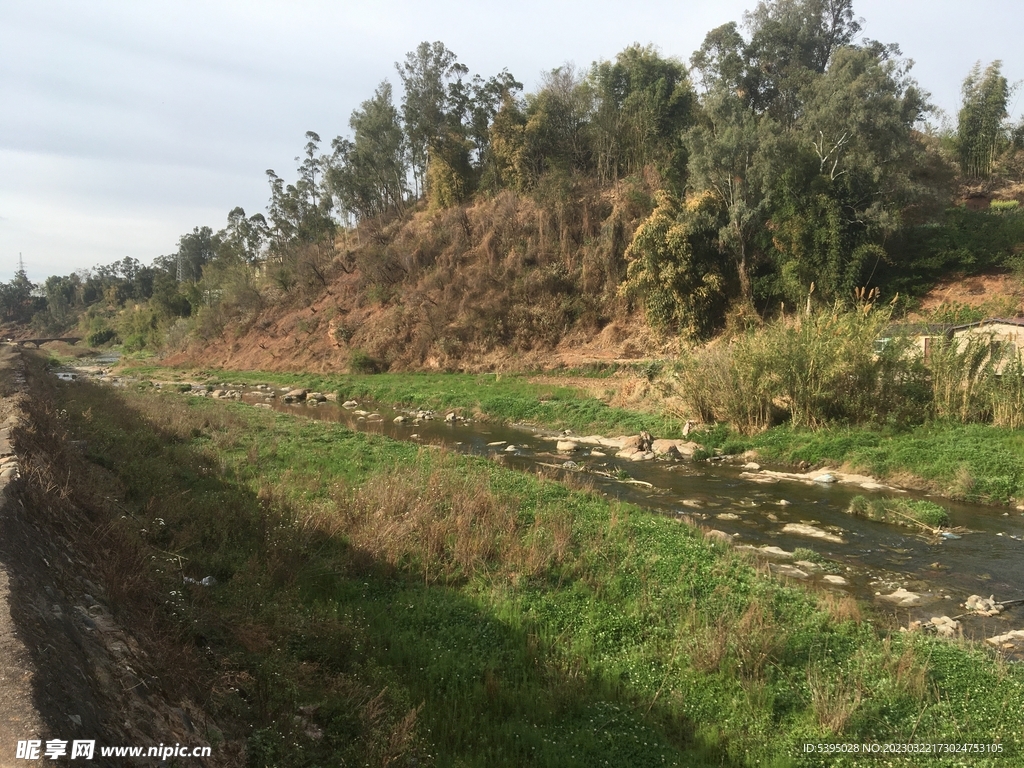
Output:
(684, 90), (782, 301)
(328, 81), (409, 221)
(742, 0), (862, 122)
(396, 42), (469, 196)
(955, 61), (1012, 179)
(265, 132), (337, 263)
(0, 267), (42, 324)
(590, 45), (695, 185)
(175, 226), (217, 282)
(221, 207), (269, 266)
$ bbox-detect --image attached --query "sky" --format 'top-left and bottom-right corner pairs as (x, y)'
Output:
(2, 0), (1022, 283)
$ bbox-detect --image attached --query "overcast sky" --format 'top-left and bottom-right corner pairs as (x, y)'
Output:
(2, 0), (1021, 282)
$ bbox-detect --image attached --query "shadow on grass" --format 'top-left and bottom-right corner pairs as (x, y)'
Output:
(20, 366), (737, 767)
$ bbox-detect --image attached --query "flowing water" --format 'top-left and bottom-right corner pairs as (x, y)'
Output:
(57, 363), (1024, 646)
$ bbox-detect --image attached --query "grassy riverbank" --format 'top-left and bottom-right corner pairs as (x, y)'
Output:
(744, 423), (1024, 504)
(47, 368), (1024, 766)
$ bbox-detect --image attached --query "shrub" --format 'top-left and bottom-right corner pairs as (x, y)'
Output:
(675, 303), (928, 432)
(349, 349), (384, 374)
(86, 328), (117, 347)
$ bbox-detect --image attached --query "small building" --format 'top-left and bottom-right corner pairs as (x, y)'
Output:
(877, 323), (953, 360)
(950, 318), (1024, 371)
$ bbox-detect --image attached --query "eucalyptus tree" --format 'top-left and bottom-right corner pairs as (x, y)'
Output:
(265, 132), (337, 265)
(626, 0), (931, 328)
(221, 207), (269, 266)
(327, 80), (409, 221)
(396, 42), (469, 196)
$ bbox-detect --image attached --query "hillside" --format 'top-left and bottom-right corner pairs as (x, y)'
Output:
(164, 181), (679, 373)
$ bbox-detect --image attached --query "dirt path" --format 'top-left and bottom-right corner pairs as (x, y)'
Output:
(0, 346), (45, 767)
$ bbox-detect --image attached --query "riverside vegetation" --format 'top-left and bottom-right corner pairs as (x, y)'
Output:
(122, 301), (1024, 505)
(45, 360), (1024, 767)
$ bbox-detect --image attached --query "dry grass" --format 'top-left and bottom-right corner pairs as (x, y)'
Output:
(309, 457), (574, 586)
(817, 591), (863, 625)
(808, 665), (863, 733)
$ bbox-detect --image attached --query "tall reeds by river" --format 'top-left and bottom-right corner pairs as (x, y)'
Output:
(675, 303), (1024, 433)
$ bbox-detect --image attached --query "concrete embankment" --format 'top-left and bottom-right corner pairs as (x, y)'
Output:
(0, 347), (228, 767)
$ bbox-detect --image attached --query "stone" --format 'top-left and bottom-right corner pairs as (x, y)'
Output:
(620, 432), (653, 454)
(211, 389), (225, 399)
(781, 523), (845, 544)
(556, 440), (578, 452)
(985, 629), (1024, 649)
(794, 560), (822, 572)
(813, 473), (837, 484)
(705, 529), (735, 545)
(487, 441), (506, 447)
(759, 546), (793, 559)
(284, 388), (308, 401)
(823, 575), (848, 586)
(505, 445), (517, 452)
(929, 615), (960, 638)
(965, 594), (1003, 616)
(742, 462), (761, 471)
(590, 450), (605, 457)
(393, 416), (407, 424)
(307, 392), (327, 402)
(770, 563), (811, 579)
(342, 400), (358, 408)
(741, 472), (779, 484)
(445, 412), (457, 422)
(652, 439), (702, 458)
(879, 587), (923, 607)
(716, 512), (740, 521)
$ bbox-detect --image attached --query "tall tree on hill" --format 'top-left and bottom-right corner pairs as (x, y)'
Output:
(0, 267), (43, 324)
(955, 61), (1012, 179)
(590, 45), (695, 186)
(396, 42), (469, 197)
(175, 226), (216, 282)
(265, 132), (336, 263)
(627, 0), (930, 329)
(328, 80), (409, 221)
(742, 0), (862, 122)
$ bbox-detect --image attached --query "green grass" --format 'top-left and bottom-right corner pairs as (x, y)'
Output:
(45, 372), (1024, 767)
(846, 496), (951, 529)
(750, 422), (1024, 504)
(120, 366), (686, 437)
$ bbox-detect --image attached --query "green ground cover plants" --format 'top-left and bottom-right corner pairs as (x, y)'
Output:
(46, 369), (1024, 767)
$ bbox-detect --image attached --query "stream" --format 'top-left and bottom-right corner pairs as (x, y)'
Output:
(56, 361), (1024, 651)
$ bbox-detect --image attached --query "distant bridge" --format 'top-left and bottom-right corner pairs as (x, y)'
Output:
(14, 337), (82, 348)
